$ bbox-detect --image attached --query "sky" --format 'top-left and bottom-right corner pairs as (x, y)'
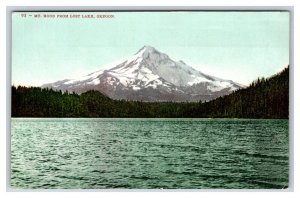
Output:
(12, 11), (290, 86)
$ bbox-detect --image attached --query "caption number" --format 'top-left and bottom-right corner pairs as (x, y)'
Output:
(21, 13), (27, 18)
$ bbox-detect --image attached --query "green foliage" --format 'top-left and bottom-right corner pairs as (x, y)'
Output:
(11, 67), (289, 118)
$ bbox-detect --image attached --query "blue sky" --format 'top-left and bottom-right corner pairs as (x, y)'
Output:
(12, 11), (289, 86)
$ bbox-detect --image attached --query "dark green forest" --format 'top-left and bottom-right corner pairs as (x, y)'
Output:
(11, 66), (289, 118)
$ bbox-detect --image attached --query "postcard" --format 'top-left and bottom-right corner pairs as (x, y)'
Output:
(11, 11), (289, 189)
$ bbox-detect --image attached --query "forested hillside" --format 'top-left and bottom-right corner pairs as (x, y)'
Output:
(11, 67), (289, 118)
(182, 66), (289, 118)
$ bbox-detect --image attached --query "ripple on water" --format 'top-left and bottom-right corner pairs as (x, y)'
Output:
(11, 118), (288, 189)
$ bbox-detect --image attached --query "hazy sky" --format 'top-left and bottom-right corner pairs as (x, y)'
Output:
(12, 11), (289, 86)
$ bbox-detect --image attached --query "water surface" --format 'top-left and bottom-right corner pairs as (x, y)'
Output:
(11, 118), (289, 189)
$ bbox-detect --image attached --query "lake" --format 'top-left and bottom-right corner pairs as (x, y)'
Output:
(10, 118), (289, 189)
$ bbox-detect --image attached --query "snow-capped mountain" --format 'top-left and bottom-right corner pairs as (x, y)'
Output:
(42, 45), (243, 102)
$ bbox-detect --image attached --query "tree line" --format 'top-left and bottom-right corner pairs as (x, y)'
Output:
(11, 66), (289, 118)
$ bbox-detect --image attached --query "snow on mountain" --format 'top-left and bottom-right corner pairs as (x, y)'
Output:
(42, 45), (244, 102)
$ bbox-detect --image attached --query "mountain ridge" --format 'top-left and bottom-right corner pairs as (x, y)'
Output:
(42, 45), (243, 102)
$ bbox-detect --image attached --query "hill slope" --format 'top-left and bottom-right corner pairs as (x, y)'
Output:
(183, 66), (289, 118)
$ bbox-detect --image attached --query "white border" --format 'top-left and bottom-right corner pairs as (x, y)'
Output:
(1, 0), (299, 198)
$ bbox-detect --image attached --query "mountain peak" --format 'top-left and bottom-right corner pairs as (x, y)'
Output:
(142, 45), (156, 51)
(135, 45), (157, 55)
(42, 45), (243, 102)
(135, 45), (169, 61)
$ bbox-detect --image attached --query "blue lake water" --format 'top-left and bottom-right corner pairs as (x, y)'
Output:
(11, 118), (289, 189)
